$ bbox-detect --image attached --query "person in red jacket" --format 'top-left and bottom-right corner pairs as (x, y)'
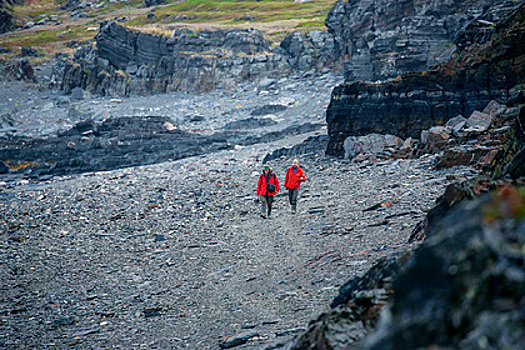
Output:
(284, 159), (305, 214)
(256, 164), (280, 219)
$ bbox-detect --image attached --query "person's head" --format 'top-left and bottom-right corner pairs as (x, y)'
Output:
(293, 159), (299, 168)
(264, 164), (270, 173)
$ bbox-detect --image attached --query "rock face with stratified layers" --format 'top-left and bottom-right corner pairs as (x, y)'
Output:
(53, 1), (524, 97)
(55, 21), (290, 96)
(326, 4), (525, 157)
(323, 0), (524, 82)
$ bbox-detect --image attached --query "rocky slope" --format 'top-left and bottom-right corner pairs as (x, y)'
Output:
(323, 0), (524, 82)
(1, 130), (476, 349)
(326, 3), (525, 157)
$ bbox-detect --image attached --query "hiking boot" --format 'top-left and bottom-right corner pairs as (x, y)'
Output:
(291, 205), (296, 214)
(260, 214), (266, 219)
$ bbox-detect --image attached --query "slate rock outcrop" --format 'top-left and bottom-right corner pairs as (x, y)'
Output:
(0, 116), (234, 176)
(52, 0), (525, 96)
(326, 3), (525, 157)
(323, 0), (524, 82)
(366, 186), (524, 350)
(54, 21), (290, 96)
(0, 114), (322, 178)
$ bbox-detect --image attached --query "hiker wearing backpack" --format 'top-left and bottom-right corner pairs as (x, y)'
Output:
(256, 164), (280, 219)
(284, 159), (305, 214)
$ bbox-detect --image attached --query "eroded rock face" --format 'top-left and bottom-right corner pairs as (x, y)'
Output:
(1, 59), (38, 83)
(54, 21), (290, 96)
(366, 186), (525, 350)
(324, 0), (525, 82)
(326, 4), (525, 157)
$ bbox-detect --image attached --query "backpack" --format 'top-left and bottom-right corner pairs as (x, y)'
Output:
(265, 174), (276, 193)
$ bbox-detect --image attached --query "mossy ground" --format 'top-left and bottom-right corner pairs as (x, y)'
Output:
(0, 0), (336, 63)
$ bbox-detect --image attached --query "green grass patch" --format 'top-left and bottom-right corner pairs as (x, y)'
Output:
(155, 0), (335, 23)
(2, 0), (337, 60)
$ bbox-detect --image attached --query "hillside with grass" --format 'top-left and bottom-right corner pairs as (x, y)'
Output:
(0, 0), (336, 63)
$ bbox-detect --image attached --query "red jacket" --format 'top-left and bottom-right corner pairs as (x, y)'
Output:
(284, 166), (305, 189)
(257, 172), (280, 196)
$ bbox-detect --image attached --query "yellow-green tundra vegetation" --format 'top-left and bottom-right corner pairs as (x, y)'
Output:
(0, 0), (337, 64)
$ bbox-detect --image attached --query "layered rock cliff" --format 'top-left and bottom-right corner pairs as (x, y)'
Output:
(323, 0), (524, 82)
(55, 21), (290, 95)
(326, 4), (525, 157)
(52, 0), (524, 96)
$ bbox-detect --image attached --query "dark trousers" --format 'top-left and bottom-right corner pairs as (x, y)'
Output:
(288, 189), (299, 207)
(260, 194), (274, 217)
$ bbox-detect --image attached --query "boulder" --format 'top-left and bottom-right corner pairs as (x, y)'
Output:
(368, 187), (525, 349)
(0, 9), (15, 34)
(145, 0), (164, 7)
(19, 46), (41, 57)
(446, 115), (467, 136)
(222, 117), (277, 130)
(263, 135), (328, 163)
(344, 133), (403, 160)
(466, 110), (493, 131)
(2, 59), (38, 83)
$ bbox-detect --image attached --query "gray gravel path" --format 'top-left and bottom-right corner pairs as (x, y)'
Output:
(0, 133), (478, 349)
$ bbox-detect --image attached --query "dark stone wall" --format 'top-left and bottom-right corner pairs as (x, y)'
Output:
(56, 21), (287, 96)
(324, 0), (525, 82)
(326, 4), (525, 156)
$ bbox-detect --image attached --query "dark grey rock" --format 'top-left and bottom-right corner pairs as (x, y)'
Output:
(0, 10), (16, 34)
(222, 117), (277, 130)
(324, 0), (524, 82)
(71, 87), (87, 100)
(35, 17), (49, 26)
(344, 134), (403, 160)
(145, 0), (165, 7)
(19, 46), (40, 57)
(366, 190), (525, 349)
(55, 96), (71, 108)
(220, 331), (259, 349)
(55, 21), (290, 95)
(263, 135), (328, 163)
(2, 59), (38, 83)
(251, 104), (287, 116)
(23, 21), (35, 29)
(326, 5), (525, 156)
(0, 161), (8, 174)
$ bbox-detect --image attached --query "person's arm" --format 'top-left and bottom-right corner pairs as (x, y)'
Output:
(299, 168), (306, 181)
(256, 175), (262, 195)
(275, 175), (280, 193)
(284, 168), (290, 189)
